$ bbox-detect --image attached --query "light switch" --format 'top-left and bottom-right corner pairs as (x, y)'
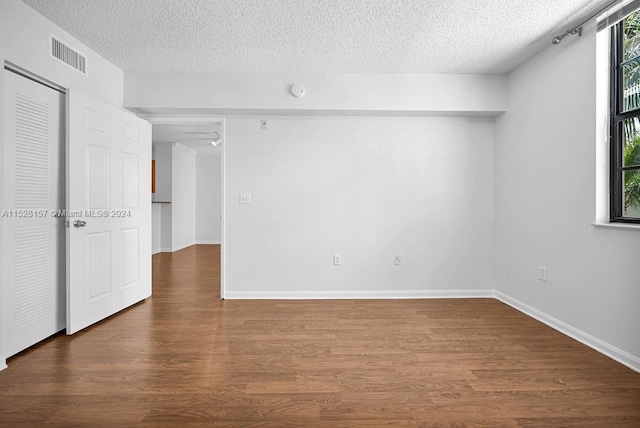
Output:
(239, 193), (252, 204)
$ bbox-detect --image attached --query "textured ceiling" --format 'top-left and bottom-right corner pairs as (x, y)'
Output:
(22, 0), (611, 74)
(152, 123), (222, 154)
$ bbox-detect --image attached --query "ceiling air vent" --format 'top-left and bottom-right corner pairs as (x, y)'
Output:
(49, 34), (87, 75)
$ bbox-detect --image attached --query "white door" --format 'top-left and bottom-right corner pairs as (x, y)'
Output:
(66, 89), (151, 334)
(2, 70), (65, 356)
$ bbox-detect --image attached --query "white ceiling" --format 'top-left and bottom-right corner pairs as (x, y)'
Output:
(22, 0), (610, 74)
(152, 123), (222, 154)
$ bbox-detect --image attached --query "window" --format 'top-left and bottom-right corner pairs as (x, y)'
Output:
(611, 11), (640, 222)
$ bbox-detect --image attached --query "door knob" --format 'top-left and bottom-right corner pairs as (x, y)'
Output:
(73, 220), (87, 228)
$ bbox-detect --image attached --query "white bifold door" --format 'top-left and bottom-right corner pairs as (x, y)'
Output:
(66, 89), (151, 334)
(2, 70), (65, 357)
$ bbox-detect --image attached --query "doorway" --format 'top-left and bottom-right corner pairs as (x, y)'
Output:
(144, 116), (225, 298)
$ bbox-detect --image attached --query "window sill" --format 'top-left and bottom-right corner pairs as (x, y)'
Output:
(591, 222), (640, 231)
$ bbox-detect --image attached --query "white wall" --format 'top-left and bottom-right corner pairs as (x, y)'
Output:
(125, 71), (506, 300)
(153, 142), (202, 252)
(225, 116), (495, 298)
(160, 204), (173, 252)
(494, 23), (640, 371)
(196, 154), (222, 244)
(0, 0), (124, 107)
(0, 0), (125, 370)
(153, 143), (173, 252)
(151, 203), (162, 254)
(171, 143), (197, 251)
(153, 143), (172, 203)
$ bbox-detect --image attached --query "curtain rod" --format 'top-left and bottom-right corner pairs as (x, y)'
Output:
(552, 0), (619, 45)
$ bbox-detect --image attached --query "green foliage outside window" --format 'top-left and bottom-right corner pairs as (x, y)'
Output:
(624, 138), (640, 212)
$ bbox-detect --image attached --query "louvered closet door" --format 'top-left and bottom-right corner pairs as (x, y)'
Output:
(2, 70), (65, 357)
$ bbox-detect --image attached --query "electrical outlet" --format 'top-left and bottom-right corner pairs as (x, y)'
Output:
(333, 254), (341, 266)
(539, 266), (548, 282)
(394, 254), (402, 265)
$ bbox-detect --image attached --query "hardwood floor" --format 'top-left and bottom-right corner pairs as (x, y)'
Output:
(0, 244), (639, 427)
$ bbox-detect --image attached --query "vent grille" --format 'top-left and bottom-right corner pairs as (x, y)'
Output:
(50, 35), (87, 75)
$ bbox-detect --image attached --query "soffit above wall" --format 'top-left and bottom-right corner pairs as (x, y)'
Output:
(22, 0), (610, 74)
(125, 73), (507, 116)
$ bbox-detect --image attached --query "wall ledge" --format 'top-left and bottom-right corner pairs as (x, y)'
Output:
(591, 222), (640, 231)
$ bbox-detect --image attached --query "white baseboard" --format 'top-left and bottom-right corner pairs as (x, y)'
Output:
(172, 242), (196, 252)
(0, 287), (635, 374)
(495, 290), (640, 374)
(152, 248), (161, 255)
(160, 242), (196, 253)
(223, 287), (639, 373)
(196, 240), (221, 245)
(224, 289), (495, 300)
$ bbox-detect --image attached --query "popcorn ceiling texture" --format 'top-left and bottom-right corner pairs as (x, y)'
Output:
(22, 0), (608, 73)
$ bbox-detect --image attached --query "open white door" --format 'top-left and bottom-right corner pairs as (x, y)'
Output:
(66, 89), (151, 334)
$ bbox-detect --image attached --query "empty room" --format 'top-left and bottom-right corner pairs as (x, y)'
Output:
(0, 0), (639, 426)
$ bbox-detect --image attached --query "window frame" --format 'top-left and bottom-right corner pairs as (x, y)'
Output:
(610, 18), (640, 224)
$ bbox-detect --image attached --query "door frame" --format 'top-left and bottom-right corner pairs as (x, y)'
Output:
(142, 115), (226, 299)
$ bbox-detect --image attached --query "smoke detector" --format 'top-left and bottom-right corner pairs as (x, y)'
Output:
(291, 84), (305, 98)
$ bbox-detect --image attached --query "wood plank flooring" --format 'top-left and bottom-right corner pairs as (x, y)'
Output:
(0, 244), (639, 426)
